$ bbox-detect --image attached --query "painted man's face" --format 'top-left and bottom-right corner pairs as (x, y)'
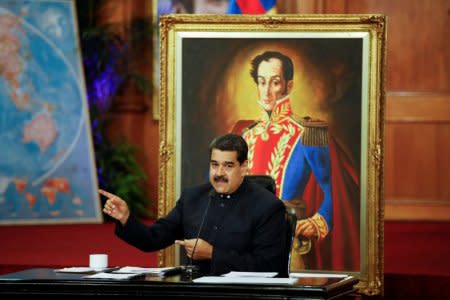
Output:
(256, 57), (290, 111)
(209, 149), (247, 194)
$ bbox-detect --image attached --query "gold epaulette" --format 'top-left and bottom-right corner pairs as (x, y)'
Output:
(298, 116), (328, 146)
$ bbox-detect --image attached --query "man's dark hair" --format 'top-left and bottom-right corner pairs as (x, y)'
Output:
(250, 51), (294, 83)
(209, 133), (248, 164)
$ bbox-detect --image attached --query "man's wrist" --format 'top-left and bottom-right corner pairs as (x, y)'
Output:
(120, 211), (130, 226)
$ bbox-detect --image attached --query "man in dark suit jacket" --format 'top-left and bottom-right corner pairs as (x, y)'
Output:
(100, 133), (287, 276)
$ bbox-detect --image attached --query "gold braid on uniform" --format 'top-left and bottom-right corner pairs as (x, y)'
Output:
(298, 116), (328, 146)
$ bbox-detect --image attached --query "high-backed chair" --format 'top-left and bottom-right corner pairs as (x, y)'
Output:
(245, 174), (276, 195)
(284, 205), (297, 275)
(245, 175), (297, 277)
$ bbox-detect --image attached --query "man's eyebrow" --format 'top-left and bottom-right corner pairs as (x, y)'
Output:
(257, 75), (281, 79)
(210, 160), (236, 165)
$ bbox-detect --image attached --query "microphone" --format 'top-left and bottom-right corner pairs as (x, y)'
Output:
(185, 189), (214, 276)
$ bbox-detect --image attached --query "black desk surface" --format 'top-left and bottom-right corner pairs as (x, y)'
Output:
(0, 268), (358, 299)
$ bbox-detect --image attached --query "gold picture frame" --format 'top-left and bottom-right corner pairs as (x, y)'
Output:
(158, 14), (386, 296)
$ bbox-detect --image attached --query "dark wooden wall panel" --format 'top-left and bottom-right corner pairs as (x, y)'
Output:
(385, 93), (450, 220)
(345, 0), (450, 91)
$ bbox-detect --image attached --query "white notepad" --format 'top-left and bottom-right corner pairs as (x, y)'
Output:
(193, 276), (298, 285)
(222, 271), (278, 278)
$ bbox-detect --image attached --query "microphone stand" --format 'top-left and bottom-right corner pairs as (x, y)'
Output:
(184, 190), (214, 279)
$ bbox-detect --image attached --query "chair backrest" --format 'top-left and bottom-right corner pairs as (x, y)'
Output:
(284, 206), (297, 276)
(245, 174), (295, 277)
(245, 175), (276, 195)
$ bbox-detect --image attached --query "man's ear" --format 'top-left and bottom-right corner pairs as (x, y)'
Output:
(241, 160), (249, 175)
(287, 80), (294, 94)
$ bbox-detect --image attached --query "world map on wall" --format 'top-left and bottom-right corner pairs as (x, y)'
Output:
(0, 1), (101, 223)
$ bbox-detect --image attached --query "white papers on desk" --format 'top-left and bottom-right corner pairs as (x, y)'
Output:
(222, 271), (277, 278)
(289, 272), (349, 278)
(193, 271), (288, 284)
(113, 266), (178, 275)
(55, 267), (95, 273)
(83, 272), (142, 280)
(193, 276), (298, 285)
(55, 267), (119, 273)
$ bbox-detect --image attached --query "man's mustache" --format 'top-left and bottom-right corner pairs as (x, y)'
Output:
(213, 175), (228, 183)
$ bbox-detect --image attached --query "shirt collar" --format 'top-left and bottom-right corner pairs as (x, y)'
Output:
(213, 177), (248, 200)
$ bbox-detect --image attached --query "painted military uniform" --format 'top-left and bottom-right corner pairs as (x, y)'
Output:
(235, 96), (331, 241)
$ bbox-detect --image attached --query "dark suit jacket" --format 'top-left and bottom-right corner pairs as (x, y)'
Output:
(115, 178), (287, 276)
